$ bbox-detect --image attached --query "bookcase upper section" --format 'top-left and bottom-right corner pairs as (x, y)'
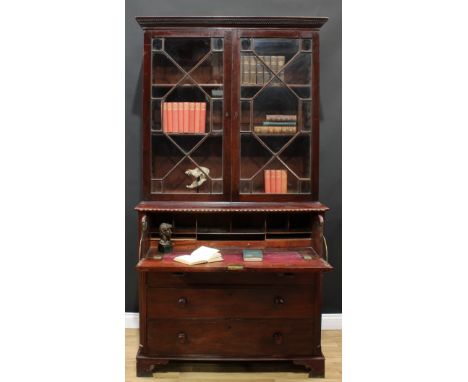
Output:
(136, 17), (327, 202)
(136, 16), (328, 30)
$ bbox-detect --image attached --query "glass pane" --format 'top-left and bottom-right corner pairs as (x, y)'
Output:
(151, 37), (224, 194)
(152, 38), (163, 51)
(164, 38), (211, 71)
(240, 38), (312, 195)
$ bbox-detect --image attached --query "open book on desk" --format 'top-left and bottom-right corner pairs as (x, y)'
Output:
(173, 246), (223, 265)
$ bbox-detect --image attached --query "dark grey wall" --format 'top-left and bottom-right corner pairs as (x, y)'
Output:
(126, 0), (341, 313)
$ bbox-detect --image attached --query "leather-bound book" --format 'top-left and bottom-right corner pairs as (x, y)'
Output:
(177, 102), (184, 133)
(162, 102), (167, 132)
(264, 170), (271, 193)
(278, 56), (285, 81)
(189, 102), (196, 133)
(281, 170), (287, 193)
(194, 103), (201, 133)
(270, 170), (276, 193)
(183, 102), (189, 133)
(249, 56), (256, 84)
(200, 103), (206, 133)
(275, 170), (282, 193)
(242, 56), (249, 84)
(172, 102), (179, 133)
(167, 103), (173, 133)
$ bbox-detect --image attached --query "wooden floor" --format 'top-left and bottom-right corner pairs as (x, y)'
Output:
(125, 329), (341, 382)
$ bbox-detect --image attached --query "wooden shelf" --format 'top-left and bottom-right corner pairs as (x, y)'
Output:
(137, 248), (332, 273)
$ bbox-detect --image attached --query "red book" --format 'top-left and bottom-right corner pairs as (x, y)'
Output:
(270, 170), (276, 193)
(264, 170), (271, 193)
(281, 170), (287, 193)
(167, 103), (173, 133)
(162, 102), (167, 132)
(194, 103), (201, 133)
(189, 102), (196, 133)
(178, 102), (184, 133)
(275, 170), (282, 193)
(172, 102), (179, 133)
(183, 102), (189, 133)
(200, 103), (206, 133)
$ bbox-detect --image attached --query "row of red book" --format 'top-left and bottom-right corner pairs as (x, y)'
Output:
(264, 170), (287, 193)
(162, 102), (206, 133)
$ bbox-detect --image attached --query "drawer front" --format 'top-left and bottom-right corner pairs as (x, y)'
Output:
(147, 319), (316, 357)
(147, 287), (315, 319)
(147, 272), (314, 286)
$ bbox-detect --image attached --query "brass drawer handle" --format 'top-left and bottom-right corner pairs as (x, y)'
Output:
(178, 297), (187, 306)
(274, 296), (285, 305)
(178, 332), (187, 344)
(273, 332), (283, 345)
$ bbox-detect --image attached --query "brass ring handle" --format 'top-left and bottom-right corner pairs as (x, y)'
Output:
(322, 234), (328, 263)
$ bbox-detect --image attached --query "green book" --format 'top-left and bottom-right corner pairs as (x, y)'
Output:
(243, 249), (263, 262)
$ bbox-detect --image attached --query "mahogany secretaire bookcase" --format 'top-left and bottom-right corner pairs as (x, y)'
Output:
(134, 16), (332, 378)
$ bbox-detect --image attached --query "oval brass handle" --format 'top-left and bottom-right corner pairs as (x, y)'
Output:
(178, 332), (187, 344)
(178, 297), (187, 306)
(273, 332), (283, 345)
(274, 296), (285, 305)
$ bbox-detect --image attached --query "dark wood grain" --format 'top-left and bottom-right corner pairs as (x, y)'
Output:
(136, 16), (328, 30)
(147, 286), (315, 319)
(146, 318), (317, 357)
(134, 16), (331, 379)
(135, 200), (329, 212)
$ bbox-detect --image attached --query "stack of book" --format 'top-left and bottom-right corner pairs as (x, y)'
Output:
(161, 102), (206, 134)
(241, 55), (285, 85)
(254, 114), (297, 134)
(264, 169), (287, 194)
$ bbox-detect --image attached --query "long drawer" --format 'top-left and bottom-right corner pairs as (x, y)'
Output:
(147, 286), (315, 319)
(146, 271), (314, 286)
(147, 318), (316, 357)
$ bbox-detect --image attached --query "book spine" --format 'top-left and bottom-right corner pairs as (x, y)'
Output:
(262, 121), (297, 126)
(189, 102), (195, 133)
(270, 170), (276, 193)
(167, 103), (173, 133)
(264, 170), (271, 193)
(278, 56), (285, 81)
(177, 102), (184, 131)
(194, 102), (200, 133)
(200, 103), (206, 133)
(256, 56), (263, 85)
(183, 102), (189, 133)
(266, 114), (297, 122)
(264, 56), (271, 82)
(281, 170), (287, 193)
(240, 56), (244, 84)
(275, 170), (282, 194)
(172, 102), (179, 133)
(243, 56), (250, 84)
(271, 56), (278, 76)
(162, 102), (166, 132)
(249, 56), (256, 84)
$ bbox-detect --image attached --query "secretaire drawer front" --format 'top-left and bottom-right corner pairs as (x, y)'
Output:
(147, 287), (315, 319)
(147, 272), (314, 286)
(147, 319), (316, 357)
